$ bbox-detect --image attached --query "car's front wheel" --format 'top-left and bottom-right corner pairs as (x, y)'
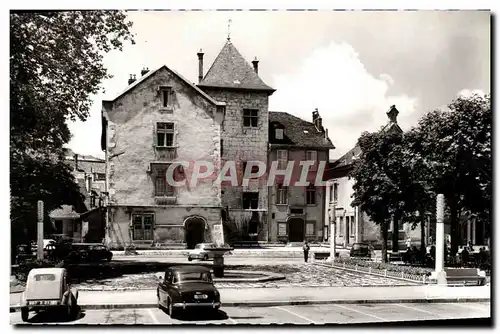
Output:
(188, 256), (192, 262)
(21, 307), (29, 322)
(203, 254), (209, 261)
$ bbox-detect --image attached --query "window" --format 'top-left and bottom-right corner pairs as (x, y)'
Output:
(306, 150), (317, 171)
(345, 216), (350, 236)
(132, 214), (154, 241)
(306, 221), (315, 236)
(243, 109), (258, 127)
(290, 208), (303, 214)
(276, 184), (288, 205)
(156, 122), (174, 147)
(278, 223), (287, 236)
(277, 150), (288, 170)
(275, 128), (284, 140)
(333, 183), (338, 202)
(159, 86), (172, 108)
(154, 168), (175, 197)
(34, 274), (56, 281)
(338, 216), (344, 236)
(95, 173), (106, 181)
(242, 192), (259, 209)
(242, 161), (260, 178)
(220, 139), (223, 156)
(306, 185), (316, 205)
(350, 215), (355, 236)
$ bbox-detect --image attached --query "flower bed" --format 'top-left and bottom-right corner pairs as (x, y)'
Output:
(334, 258), (431, 283)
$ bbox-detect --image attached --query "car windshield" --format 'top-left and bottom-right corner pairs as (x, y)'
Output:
(175, 272), (212, 283)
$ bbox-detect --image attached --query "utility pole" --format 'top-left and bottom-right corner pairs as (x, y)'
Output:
(330, 200), (337, 264)
(37, 200), (44, 261)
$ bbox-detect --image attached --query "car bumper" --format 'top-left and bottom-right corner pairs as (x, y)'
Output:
(173, 301), (221, 309)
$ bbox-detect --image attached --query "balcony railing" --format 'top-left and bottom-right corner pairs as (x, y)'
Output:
(155, 146), (177, 161)
(154, 196), (177, 205)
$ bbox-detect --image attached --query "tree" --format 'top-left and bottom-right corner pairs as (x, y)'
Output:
(412, 93), (491, 255)
(350, 130), (406, 263)
(10, 11), (134, 245)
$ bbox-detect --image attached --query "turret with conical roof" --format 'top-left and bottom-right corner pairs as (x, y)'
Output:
(198, 39), (275, 93)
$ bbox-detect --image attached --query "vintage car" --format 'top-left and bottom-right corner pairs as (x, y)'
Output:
(67, 243), (113, 263)
(349, 243), (372, 258)
(157, 265), (221, 318)
(20, 268), (79, 322)
(187, 243), (218, 261)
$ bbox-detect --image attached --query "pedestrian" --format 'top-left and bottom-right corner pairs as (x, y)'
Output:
(302, 240), (310, 263)
(406, 237), (412, 250)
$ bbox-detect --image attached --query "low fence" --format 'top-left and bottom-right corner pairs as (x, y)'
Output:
(315, 260), (429, 284)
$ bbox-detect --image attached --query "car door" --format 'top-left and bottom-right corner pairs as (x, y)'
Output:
(159, 270), (171, 306)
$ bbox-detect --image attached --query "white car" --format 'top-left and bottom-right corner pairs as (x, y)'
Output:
(187, 243), (217, 261)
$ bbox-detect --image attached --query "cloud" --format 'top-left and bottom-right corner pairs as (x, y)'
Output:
(457, 89), (487, 98)
(269, 41), (418, 159)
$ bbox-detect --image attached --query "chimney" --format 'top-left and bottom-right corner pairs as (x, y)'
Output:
(128, 74), (137, 85)
(252, 57), (259, 74)
(141, 67), (149, 76)
(312, 108), (319, 122)
(197, 49), (204, 83)
(74, 154), (78, 171)
(387, 105), (399, 124)
(325, 128), (328, 139)
(313, 108), (324, 132)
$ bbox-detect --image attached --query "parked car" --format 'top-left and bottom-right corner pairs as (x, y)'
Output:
(15, 244), (35, 264)
(67, 243), (112, 262)
(157, 265), (220, 318)
(20, 268), (79, 322)
(188, 243), (217, 261)
(349, 243), (372, 258)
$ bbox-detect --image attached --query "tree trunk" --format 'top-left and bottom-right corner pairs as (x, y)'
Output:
(392, 212), (400, 252)
(381, 222), (388, 263)
(419, 209), (426, 252)
(449, 199), (460, 256)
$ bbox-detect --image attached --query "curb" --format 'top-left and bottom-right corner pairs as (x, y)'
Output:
(9, 297), (490, 312)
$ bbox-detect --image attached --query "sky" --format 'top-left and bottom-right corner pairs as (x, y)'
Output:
(66, 10), (491, 160)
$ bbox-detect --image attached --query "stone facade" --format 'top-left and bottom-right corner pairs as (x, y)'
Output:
(268, 149), (329, 243)
(102, 66), (224, 249)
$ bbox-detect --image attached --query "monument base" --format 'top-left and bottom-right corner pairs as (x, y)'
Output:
(429, 270), (448, 285)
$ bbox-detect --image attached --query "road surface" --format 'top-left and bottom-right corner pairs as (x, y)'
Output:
(11, 302), (490, 325)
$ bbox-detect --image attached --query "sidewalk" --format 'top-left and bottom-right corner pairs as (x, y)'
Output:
(10, 285), (490, 310)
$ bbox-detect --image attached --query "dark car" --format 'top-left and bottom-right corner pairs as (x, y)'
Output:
(157, 265), (221, 318)
(350, 243), (372, 258)
(67, 243), (112, 263)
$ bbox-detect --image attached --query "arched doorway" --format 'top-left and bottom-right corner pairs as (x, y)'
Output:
(288, 217), (305, 242)
(184, 216), (206, 249)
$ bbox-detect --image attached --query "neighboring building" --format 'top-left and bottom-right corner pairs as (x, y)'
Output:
(197, 40), (275, 243)
(268, 109), (335, 243)
(101, 64), (225, 249)
(325, 105), (420, 248)
(48, 150), (106, 243)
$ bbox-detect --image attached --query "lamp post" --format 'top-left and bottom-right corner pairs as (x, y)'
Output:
(330, 200), (337, 263)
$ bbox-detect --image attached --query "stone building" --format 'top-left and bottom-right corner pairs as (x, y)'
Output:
(101, 65), (225, 249)
(48, 150), (106, 242)
(268, 109), (334, 243)
(325, 106), (422, 248)
(197, 39), (275, 243)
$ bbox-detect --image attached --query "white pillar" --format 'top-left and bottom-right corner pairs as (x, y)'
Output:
(434, 194), (447, 285)
(325, 183), (331, 242)
(37, 201), (44, 261)
(472, 218), (476, 245)
(466, 219), (471, 244)
(355, 206), (360, 243)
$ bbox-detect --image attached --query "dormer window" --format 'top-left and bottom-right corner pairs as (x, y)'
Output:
(158, 86), (172, 108)
(275, 128), (284, 140)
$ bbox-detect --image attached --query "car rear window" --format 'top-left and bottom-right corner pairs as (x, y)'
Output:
(34, 274), (56, 281)
(178, 272), (212, 283)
